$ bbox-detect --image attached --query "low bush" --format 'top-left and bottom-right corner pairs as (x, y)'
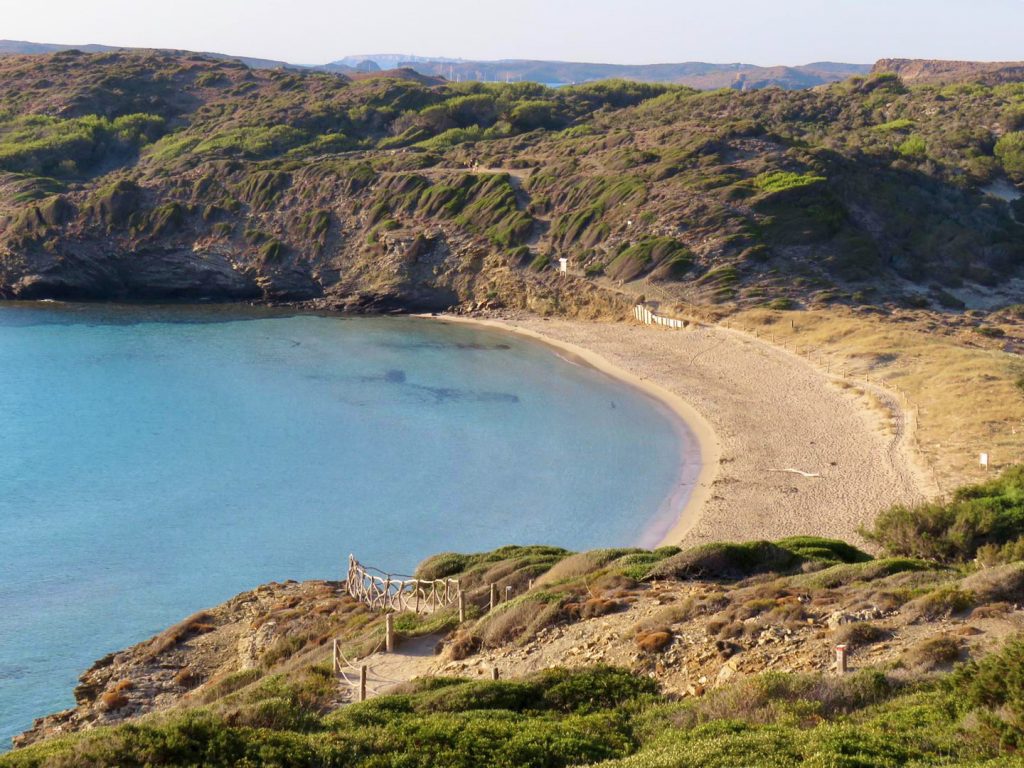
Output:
(950, 635), (1024, 749)
(903, 586), (975, 622)
(833, 621), (888, 649)
(753, 170), (826, 193)
(961, 562), (1024, 604)
(635, 630), (673, 653)
(866, 466), (1024, 562)
(645, 537), (868, 581)
(901, 635), (962, 672)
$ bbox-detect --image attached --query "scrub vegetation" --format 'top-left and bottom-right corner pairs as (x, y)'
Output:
(10, 469), (1024, 766)
(0, 50), (1023, 310)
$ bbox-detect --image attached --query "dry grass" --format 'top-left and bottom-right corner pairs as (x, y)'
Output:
(533, 553), (608, 588)
(99, 690), (129, 711)
(734, 308), (1024, 491)
(902, 586), (975, 622)
(146, 611), (217, 659)
(900, 634), (962, 672)
(961, 563), (1024, 604)
(563, 597), (623, 620)
(969, 602), (1013, 619)
(635, 630), (673, 653)
(833, 622), (888, 649)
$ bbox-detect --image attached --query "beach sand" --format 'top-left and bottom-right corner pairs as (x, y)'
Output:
(430, 313), (928, 550)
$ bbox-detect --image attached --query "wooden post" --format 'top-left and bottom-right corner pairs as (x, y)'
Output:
(332, 640), (339, 675)
(505, 585), (512, 602)
(385, 613), (395, 653)
(489, 583), (497, 611)
(491, 667), (500, 681)
(835, 644), (848, 675)
(360, 665), (368, 702)
(458, 589), (466, 623)
(528, 579), (534, 591)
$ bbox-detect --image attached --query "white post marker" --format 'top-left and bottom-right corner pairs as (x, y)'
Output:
(980, 453), (990, 470)
(559, 257), (568, 274)
(835, 644), (848, 675)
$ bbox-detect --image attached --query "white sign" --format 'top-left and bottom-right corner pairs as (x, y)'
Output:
(980, 453), (990, 469)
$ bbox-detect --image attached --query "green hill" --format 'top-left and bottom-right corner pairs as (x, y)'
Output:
(0, 50), (1021, 312)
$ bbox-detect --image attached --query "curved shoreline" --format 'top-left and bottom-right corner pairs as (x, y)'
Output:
(418, 313), (721, 547)
(424, 312), (929, 551)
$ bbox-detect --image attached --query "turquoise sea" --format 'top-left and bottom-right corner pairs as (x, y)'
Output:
(0, 303), (689, 748)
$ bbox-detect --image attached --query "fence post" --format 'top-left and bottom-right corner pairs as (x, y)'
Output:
(332, 640), (339, 675)
(360, 665), (368, 701)
(489, 583), (497, 611)
(505, 585), (512, 602)
(835, 644), (848, 675)
(491, 667), (500, 681)
(528, 579), (534, 591)
(385, 613), (395, 653)
(458, 590), (466, 623)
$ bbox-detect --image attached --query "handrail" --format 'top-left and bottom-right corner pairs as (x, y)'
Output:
(346, 555), (460, 614)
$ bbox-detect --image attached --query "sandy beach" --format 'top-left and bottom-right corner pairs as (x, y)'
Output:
(431, 313), (929, 549)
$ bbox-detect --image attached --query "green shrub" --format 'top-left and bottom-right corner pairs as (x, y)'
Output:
(529, 252), (550, 272)
(950, 635), (1024, 749)
(645, 541), (797, 581)
(606, 238), (693, 282)
(646, 537), (869, 581)
(996, 131), (1024, 180)
(898, 134), (928, 158)
(753, 170), (826, 193)
(873, 118), (915, 132)
(538, 666), (658, 714)
(867, 466), (1024, 562)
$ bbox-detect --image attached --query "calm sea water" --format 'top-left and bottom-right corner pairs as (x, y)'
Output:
(0, 303), (688, 747)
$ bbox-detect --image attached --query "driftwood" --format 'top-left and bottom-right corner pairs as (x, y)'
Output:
(346, 555), (460, 614)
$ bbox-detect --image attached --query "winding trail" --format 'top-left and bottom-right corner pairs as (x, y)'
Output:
(335, 635), (444, 704)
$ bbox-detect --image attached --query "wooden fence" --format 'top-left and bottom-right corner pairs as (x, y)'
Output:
(346, 555), (460, 614)
(634, 304), (686, 330)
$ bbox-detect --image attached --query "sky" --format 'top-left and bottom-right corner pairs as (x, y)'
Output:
(1, 0), (1022, 66)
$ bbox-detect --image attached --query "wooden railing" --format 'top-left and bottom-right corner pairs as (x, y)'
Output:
(346, 555), (460, 614)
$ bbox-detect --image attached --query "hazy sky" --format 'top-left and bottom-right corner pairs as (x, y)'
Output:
(2, 0), (1022, 66)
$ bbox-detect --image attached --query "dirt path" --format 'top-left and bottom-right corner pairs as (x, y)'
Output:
(336, 634), (445, 703)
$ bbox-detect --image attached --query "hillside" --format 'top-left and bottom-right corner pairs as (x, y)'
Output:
(9, 469), (1024, 765)
(875, 58), (1024, 86)
(0, 39), (310, 73)
(0, 50), (1022, 317)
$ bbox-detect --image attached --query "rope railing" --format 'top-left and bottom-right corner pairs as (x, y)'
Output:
(346, 555), (460, 614)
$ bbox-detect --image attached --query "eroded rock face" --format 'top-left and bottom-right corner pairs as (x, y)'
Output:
(873, 58), (1024, 86)
(13, 580), (351, 749)
(11, 249), (264, 301)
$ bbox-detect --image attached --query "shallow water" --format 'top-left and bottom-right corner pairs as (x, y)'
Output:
(0, 303), (687, 747)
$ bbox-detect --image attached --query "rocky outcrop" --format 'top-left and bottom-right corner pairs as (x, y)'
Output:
(873, 58), (1024, 85)
(13, 581), (353, 749)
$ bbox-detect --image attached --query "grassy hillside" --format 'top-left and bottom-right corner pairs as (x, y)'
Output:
(8, 469), (1024, 766)
(0, 51), (1021, 312)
